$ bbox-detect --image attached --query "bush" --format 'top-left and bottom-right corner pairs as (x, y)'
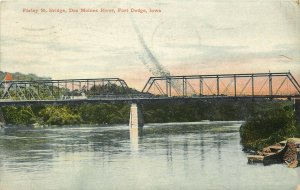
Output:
(240, 104), (297, 150)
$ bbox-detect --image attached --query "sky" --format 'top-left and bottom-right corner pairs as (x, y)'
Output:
(1, 0), (300, 90)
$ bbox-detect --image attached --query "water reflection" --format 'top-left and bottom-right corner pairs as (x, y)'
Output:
(129, 127), (143, 152)
(165, 135), (173, 170)
(200, 133), (205, 169)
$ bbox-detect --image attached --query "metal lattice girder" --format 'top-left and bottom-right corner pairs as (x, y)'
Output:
(0, 73), (299, 104)
(0, 78), (129, 100)
(142, 72), (300, 98)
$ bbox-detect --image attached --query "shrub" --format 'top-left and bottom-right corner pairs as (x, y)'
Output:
(240, 105), (297, 150)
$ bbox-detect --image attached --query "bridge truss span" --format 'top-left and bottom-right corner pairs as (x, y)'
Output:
(141, 72), (300, 99)
(0, 78), (130, 101)
(0, 72), (299, 105)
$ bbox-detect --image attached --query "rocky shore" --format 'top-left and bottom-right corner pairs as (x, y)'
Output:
(247, 138), (300, 168)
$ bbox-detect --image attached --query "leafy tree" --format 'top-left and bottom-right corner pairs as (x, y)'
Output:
(2, 106), (36, 125)
(39, 106), (81, 125)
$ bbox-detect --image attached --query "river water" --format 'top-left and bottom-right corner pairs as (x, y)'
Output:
(0, 122), (299, 190)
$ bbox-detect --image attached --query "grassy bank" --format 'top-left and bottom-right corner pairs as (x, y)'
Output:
(240, 102), (299, 150)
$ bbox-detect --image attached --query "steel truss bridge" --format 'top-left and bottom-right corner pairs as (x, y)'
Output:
(0, 72), (299, 106)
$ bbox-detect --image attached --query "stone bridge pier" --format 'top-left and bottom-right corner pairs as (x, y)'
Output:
(129, 103), (144, 149)
(129, 103), (144, 129)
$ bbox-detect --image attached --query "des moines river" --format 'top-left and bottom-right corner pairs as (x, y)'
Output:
(0, 122), (299, 190)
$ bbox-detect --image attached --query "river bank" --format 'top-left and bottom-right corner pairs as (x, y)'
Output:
(0, 100), (292, 126)
(240, 102), (299, 151)
(247, 138), (300, 168)
(239, 100), (300, 169)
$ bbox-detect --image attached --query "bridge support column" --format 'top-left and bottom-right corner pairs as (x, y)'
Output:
(0, 107), (5, 128)
(129, 103), (144, 129)
(294, 99), (300, 123)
